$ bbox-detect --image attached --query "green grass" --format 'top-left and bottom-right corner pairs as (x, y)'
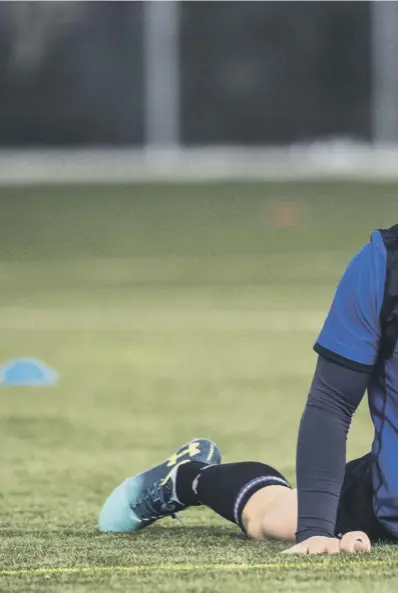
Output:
(1, 181), (398, 592)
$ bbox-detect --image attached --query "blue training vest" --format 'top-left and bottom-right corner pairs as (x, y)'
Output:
(370, 224), (398, 536)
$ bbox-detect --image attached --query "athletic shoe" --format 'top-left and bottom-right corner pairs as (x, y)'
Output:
(98, 438), (221, 533)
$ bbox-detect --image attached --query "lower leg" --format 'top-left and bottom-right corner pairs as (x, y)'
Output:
(177, 461), (297, 541)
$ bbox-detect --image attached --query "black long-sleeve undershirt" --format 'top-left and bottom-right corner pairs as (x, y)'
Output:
(295, 355), (371, 543)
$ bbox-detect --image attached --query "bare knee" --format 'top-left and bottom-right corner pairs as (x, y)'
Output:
(243, 486), (297, 542)
(261, 487), (297, 541)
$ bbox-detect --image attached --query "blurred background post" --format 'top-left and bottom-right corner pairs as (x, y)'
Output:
(1, 1), (398, 175)
(2, 3), (398, 587)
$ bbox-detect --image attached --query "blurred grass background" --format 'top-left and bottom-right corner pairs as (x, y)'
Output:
(1, 181), (398, 592)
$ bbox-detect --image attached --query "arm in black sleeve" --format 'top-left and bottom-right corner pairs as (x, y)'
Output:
(295, 355), (371, 543)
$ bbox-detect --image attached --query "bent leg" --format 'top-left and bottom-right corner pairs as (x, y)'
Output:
(177, 460), (293, 536)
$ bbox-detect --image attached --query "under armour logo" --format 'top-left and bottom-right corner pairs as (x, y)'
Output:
(167, 442), (200, 467)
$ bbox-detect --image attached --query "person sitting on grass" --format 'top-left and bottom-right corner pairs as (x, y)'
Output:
(99, 225), (398, 555)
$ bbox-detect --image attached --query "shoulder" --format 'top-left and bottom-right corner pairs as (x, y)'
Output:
(336, 231), (386, 314)
(314, 229), (388, 370)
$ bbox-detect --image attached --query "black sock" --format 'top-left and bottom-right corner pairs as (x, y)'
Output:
(176, 461), (204, 506)
(176, 461), (290, 530)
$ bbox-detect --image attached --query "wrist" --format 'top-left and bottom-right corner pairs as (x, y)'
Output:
(295, 529), (335, 543)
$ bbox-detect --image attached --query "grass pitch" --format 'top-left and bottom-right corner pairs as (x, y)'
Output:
(1, 181), (398, 592)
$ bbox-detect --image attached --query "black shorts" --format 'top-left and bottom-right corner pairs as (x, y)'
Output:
(336, 453), (396, 543)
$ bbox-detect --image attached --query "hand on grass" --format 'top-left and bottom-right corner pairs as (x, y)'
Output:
(281, 531), (371, 555)
(281, 536), (340, 555)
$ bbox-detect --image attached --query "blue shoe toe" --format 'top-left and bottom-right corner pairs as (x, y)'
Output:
(98, 478), (142, 533)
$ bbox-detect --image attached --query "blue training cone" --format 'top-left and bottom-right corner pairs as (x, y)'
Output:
(0, 358), (58, 386)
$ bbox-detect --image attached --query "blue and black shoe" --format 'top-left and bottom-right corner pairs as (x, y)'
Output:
(98, 438), (221, 533)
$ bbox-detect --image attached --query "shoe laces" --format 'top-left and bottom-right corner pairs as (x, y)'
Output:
(131, 481), (177, 520)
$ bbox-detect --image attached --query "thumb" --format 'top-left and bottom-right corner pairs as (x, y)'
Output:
(354, 537), (371, 553)
(340, 531), (371, 553)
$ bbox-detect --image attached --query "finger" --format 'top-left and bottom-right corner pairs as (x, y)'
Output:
(340, 531), (371, 553)
(308, 539), (340, 555)
(325, 540), (341, 555)
(353, 531), (371, 552)
(281, 543), (309, 555)
(354, 538), (371, 552)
